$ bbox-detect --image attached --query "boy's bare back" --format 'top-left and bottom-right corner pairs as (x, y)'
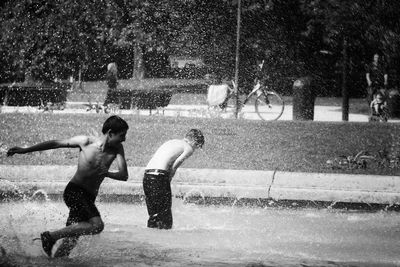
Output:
(145, 139), (193, 172)
(71, 135), (124, 195)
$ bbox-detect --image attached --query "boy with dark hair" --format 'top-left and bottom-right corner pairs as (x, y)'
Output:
(143, 129), (205, 229)
(7, 115), (129, 257)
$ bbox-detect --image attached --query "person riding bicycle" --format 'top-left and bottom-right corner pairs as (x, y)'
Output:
(254, 50), (275, 105)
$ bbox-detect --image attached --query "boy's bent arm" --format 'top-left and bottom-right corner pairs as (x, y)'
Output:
(169, 150), (193, 180)
(107, 145), (128, 181)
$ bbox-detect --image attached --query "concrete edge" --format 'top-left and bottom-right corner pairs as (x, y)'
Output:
(1, 165), (400, 205)
(270, 171), (400, 204)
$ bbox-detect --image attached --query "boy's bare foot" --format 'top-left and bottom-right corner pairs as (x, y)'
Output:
(40, 231), (55, 257)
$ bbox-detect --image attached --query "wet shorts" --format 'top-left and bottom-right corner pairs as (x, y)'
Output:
(143, 169), (172, 229)
(63, 182), (100, 226)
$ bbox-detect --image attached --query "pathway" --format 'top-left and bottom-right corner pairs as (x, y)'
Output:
(1, 102), (400, 122)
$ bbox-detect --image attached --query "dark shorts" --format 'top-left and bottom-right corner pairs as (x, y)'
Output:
(143, 169), (172, 229)
(63, 182), (100, 226)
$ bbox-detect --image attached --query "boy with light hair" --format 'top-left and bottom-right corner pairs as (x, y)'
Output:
(143, 129), (205, 229)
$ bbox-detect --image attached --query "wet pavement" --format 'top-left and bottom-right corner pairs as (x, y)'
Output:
(2, 201), (399, 267)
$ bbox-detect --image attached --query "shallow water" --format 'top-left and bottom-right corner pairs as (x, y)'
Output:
(1, 199), (399, 267)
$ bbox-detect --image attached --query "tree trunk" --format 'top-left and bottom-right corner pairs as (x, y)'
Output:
(234, 0), (241, 119)
(133, 43), (144, 80)
(341, 38), (349, 121)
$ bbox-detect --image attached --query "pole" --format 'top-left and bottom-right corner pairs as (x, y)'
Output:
(341, 38), (349, 121)
(234, 0), (241, 118)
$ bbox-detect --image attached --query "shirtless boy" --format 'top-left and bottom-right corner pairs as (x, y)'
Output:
(143, 129), (205, 229)
(7, 115), (129, 257)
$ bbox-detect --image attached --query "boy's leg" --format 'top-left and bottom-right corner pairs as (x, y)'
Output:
(156, 207), (172, 229)
(367, 86), (374, 105)
(143, 174), (159, 227)
(50, 182), (103, 242)
(39, 231), (56, 257)
(146, 202), (172, 229)
(41, 216), (103, 257)
(49, 216), (104, 240)
(39, 182), (103, 258)
(53, 237), (79, 258)
(157, 181), (172, 229)
(143, 174), (172, 229)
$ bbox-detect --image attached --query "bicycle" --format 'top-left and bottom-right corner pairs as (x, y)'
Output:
(207, 79), (285, 121)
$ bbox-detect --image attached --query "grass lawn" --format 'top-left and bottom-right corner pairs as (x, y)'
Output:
(0, 113), (399, 176)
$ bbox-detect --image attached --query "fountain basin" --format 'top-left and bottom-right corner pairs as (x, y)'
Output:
(1, 165), (400, 208)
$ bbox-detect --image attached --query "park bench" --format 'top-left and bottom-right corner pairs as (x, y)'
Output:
(0, 82), (68, 108)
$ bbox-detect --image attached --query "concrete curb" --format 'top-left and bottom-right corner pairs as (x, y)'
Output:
(1, 165), (399, 205)
(270, 171), (400, 204)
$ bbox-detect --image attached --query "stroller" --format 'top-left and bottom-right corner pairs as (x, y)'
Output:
(369, 90), (388, 122)
(206, 83), (234, 110)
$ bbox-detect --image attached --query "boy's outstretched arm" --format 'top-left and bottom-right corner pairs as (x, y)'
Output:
(106, 145), (128, 181)
(7, 136), (88, 156)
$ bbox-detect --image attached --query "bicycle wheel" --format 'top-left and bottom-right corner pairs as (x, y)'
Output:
(255, 90), (284, 121)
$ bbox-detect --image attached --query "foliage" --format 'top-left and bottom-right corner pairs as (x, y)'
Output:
(0, 82), (68, 106)
(0, 0), (114, 81)
(104, 88), (172, 109)
(300, 0), (400, 94)
(1, 0), (400, 97)
(326, 150), (400, 170)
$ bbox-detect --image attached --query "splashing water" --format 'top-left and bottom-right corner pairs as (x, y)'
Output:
(182, 189), (206, 204)
(1, 198), (64, 259)
(0, 181), (65, 260)
(0, 178), (23, 200)
(29, 189), (50, 202)
(1, 198), (400, 266)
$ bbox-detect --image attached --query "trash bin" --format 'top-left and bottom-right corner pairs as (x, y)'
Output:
(292, 76), (316, 120)
(387, 89), (400, 118)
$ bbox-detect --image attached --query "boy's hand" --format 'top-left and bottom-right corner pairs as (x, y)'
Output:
(7, 147), (25, 156)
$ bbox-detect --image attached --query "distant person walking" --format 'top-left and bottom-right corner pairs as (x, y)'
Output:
(365, 53), (388, 104)
(143, 129), (205, 229)
(106, 62), (118, 90)
(7, 116), (129, 258)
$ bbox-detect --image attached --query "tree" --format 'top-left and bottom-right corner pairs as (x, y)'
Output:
(2, 0), (399, 89)
(300, 0), (400, 119)
(235, 0), (309, 93)
(0, 0), (114, 82)
(106, 0), (192, 80)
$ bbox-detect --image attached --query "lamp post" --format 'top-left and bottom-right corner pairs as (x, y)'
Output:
(234, 0), (241, 118)
(341, 38), (349, 121)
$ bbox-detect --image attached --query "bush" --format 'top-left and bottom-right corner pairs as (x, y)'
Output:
(104, 89), (173, 110)
(171, 66), (208, 79)
(0, 82), (68, 106)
